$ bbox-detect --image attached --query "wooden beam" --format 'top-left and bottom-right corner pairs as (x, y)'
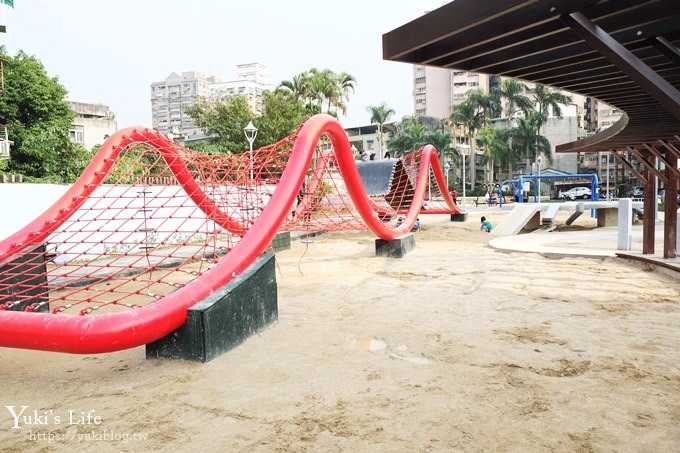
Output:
(626, 146), (668, 184)
(562, 11), (680, 120)
(611, 149), (647, 184)
(658, 139), (680, 161)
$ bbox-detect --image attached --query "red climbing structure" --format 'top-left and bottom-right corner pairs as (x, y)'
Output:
(0, 114), (463, 353)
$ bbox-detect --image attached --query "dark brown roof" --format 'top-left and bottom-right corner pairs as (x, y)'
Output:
(382, 0), (680, 154)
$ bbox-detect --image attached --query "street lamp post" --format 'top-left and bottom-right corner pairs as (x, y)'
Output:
(444, 162), (450, 192)
(244, 121), (258, 183)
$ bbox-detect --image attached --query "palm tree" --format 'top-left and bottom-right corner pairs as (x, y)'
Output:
(498, 79), (532, 119)
(531, 84), (572, 132)
(367, 102), (395, 159)
(388, 114), (427, 157)
(529, 84), (572, 170)
(449, 100), (481, 193)
(507, 114), (551, 172)
(463, 88), (501, 187)
(335, 71), (357, 116)
(278, 68), (357, 118)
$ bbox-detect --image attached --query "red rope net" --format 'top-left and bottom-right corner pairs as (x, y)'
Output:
(0, 114), (462, 352)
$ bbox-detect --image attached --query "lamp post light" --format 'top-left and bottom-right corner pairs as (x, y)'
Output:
(244, 120), (258, 183)
(444, 162), (450, 192)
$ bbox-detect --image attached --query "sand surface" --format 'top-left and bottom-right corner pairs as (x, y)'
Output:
(1, 212), (679, 452)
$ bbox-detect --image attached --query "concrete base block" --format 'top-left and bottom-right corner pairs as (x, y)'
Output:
(450, 212), (468, 222)
(269, 231), (291, 252)
(0, 243), (50, 312)
(146, 252), (278, 362)
(375, 233), (416, 258)
(597, 208), (618, 227)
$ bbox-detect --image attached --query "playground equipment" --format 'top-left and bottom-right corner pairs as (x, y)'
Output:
(500, 174), (600, 205)
(0, 114), (462, 354)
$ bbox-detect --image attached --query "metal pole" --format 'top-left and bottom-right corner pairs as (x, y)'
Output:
(606, 151), (610, 199)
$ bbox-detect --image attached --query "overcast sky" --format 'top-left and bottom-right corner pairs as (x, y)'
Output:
(0, 0), (448, 130)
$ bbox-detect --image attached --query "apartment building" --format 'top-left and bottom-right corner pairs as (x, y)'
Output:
(412, 65), (633, 178)
(150, 64), (272, 140)
(67, 101), (117, 151)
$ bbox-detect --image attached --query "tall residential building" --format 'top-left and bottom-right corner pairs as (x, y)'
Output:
(150, 63), (272, 140)
(414, 65), (496, 118)
(413, 66), (588, 174)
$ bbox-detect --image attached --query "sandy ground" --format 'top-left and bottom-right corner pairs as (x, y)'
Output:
(1, 211), (679, 452)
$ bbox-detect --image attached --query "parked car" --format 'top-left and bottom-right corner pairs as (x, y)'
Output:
(561, 187), (592, 200)
(627, 186), (644, 198)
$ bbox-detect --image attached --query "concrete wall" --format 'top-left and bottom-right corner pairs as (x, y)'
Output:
(0, 184), (69, 240)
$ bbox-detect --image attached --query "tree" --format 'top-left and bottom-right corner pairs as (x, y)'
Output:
(388, 115), (451, 159)
(506, 115), (551, 168)
(449, 100), (482, 190)
(185, 89), (307, 155)
(254, 90), (307, 147)
(0, 48), (90, 181)
(497, 79), (532, 118)
(459, 89), (501, 188)
(184, 96), (253, 153)
(477, 126), (514, 183)
(367, 102), (395, 159)
(530, 83), (572, 133)
(278, 68), (357, 118)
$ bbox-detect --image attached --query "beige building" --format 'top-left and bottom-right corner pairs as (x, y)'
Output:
(411, 66), (629, 177)
(150, 64), (272, 140)
(68, 101), (117, 151)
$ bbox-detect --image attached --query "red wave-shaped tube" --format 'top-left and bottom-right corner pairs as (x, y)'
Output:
(0, 114), (463, 353)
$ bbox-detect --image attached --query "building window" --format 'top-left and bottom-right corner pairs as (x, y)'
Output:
(69, 127), (84, 145)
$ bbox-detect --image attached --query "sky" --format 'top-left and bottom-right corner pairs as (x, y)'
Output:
(0, 0), (449, 130)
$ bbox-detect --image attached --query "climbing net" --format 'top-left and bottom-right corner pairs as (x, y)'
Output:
(0, 115), (458, 331)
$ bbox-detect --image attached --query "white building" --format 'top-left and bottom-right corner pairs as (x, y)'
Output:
(150, 64), (273, 140)
(68, 101), (117, 151)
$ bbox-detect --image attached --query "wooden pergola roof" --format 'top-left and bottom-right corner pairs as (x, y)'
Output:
(383, 0), (679, 258)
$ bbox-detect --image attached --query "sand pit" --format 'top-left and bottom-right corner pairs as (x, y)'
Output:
(1, 212), (679, 451)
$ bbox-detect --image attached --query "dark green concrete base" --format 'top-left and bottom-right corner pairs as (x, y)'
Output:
(450, 212), (468, 222)
(146, 252), (278, 362)
(375, 233), (416, 258)
(0, 243), (50, 312)
(269, 231), (291, 252)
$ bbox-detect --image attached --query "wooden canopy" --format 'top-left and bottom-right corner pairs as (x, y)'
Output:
(383, 0), (680, 259)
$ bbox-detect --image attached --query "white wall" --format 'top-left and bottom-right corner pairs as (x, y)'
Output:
(0, 184), (70, 240)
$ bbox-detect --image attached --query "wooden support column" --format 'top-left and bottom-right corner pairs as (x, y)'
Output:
(642, 151), (657, 255)
(664, 150), (678, 259)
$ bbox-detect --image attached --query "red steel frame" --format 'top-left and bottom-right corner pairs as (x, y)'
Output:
(0, 114), (462, 353)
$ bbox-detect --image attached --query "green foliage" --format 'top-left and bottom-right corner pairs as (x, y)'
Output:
(278, 68), (357, 118)
(0, 48), (90, 182)
(184, 90), (307, 155)
(255, 90), (307, 146)
(184, 96), (253, 153)
(389, 115), (451, 158)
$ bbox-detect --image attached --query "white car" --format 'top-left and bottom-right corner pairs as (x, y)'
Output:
(561, 187), (592, 200)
